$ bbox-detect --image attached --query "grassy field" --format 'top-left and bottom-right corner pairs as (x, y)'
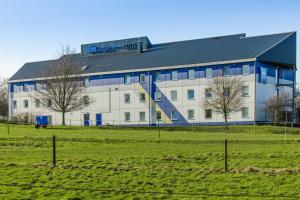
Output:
(0, 124), (300, 199)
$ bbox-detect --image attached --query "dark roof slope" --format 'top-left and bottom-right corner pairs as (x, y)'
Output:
(10, 32), (296, 81)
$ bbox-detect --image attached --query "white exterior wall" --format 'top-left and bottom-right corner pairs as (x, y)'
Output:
(9, 67), (256, 126)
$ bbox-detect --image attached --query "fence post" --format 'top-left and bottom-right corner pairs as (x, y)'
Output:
(224, 139), (228, 172)
(253, 121), (256, 134)
(158, 119), (160, 139)
(7, 123), (10, 135)
(52, 135), (56, 168)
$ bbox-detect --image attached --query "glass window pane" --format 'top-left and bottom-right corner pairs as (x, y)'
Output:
(206, 68), (212, 78)
(188, 69), (195, 79)
(171, 90), (177, 101)
(188, 110), (194, 120)
(140, 74), (146, 83)
(242, 65), (250, 75)
(139, 112), (146, 122)
(171, 71), (178, 80)
(205, 89), (212, 98)
(124, 93), (131, 103)
(242, 86), (249, 97)
(139, 93), (146, 102)
(205, 109), (212, 118)
(171, 111), (179, 120)
(155, 72), (161, 82)
(124, 75), (130, 84)
(188, 89), (195, 100)
(156, 111), (161, 120)
(155, 91), (162, 101)
(125, 112), (131, 121)
(224, 66), (230, 76)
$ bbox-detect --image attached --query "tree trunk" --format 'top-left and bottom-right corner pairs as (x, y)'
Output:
(62, 112), (65, 126)
(224, 112), (229, 132)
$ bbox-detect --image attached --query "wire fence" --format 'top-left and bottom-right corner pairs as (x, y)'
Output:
(1, 124), (300, 198)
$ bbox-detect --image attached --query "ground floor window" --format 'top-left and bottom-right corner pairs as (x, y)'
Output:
(205, 109), (212, 119)
(241, 107), (249, 118)
(124, 112), (131, 122)
(23, 100), (28, 108)
(139, 112), (146, 122)
(187, 109), (195, 120)
(13, 100), (17, 109)
(171, 111), (179, 121)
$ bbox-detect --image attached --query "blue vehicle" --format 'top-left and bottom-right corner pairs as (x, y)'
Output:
(35, 116), (48, 128)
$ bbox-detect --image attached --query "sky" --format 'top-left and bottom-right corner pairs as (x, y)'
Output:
(0, 0), (299, 80)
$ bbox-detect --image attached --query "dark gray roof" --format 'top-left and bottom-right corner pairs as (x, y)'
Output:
(10, 32), (296, 81)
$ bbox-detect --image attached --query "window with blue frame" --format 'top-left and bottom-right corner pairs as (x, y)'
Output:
(124, 75), (131, 85)
(206, 68), (212, 78)
(171, 70), (178, 81)
(154, 91), (162, 101)
(223, 66), (230, 76)
(188, 69), (195, 79)
(242, 65), (250, 75)
(139, 74), (146, 83)
(260, 67), (267, 83)
(155, 72), (162, 82)
(171, 111), (179, 120)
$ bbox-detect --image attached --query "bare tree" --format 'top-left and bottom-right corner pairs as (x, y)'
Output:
(0, 77), (8, 118)
(202, 76), (244, 131)
(35, 46), (91, 125)
(265, 92), (292, 122)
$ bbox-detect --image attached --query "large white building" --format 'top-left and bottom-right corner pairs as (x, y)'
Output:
(8, 32), (296, 126)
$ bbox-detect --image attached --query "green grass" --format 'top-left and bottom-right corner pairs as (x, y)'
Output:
(1, 124), (300, 199)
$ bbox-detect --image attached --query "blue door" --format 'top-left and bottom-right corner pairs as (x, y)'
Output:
(36, 116), (42, 125)
(84, 113), (90, 126)
(96, 113), (102, 126)
(41, 116), (48, 125)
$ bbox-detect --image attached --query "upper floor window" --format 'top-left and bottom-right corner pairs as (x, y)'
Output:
(223, 66), (230, 76)
(155, 72), (162, 82)
(242, 64), (250, 75)
(206, 68), (212, 78)
(124, 75), (131, 85)
(139, 74), (146, 83)
(188, 69), (195, 80)
(84, 78), (90, 87)
(124, 93), (131, 103)
(154, 91), (162, 101)
(13, 100), (17, 109)
(139, 93), (146, 102)
(224, 87), (230, 97)
(23, 100), (29, 108)
(242, 86), (249, 97)
(35, 99), (40, 108)
(23, 84), (30, 92)
(187, 89), (195, 100)
(171, 90), (178, 101)
(171, 71), (178, 81)
(205, 88), (212, 98)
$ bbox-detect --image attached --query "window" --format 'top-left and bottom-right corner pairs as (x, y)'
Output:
(124, 75), (131, 85)
(83, 95), (89, 105)
(206, 68), (212, 78)
(155, 91), (162, 101)
(13, 100), (17, 109)
(187, 89), (195, 100)
(155, 72), (161, 82)
(188, 109), (195, 120)
(205, 109), (212, 119)
(171, 71), (178, 81)
(139, 74), (146, 83)
(205, 88), (212, 98)
(224, 87), (230, 97)
(47, 100), (52, 107)
(188, 69), (195, 79)
(242, 64), (250, 75)
(156, 111), (162, 120)
(124, 93), (131, 103)
(171, 90), (178, 101)
(241, 107), (249, 118)
(23, 100), (28, 108)
(242, 86), (249, 97)
(23, 84), (30, 92)
(36, 83), (46, 91)
(35, 99), (40, 108)
(139, 112), (146, 122)
(171, 111), (179, 120)
(223, 66), (230, 76)
(84, 78), (90, 87)
(124, 112), (131, 121)
(139, 93), (146, 102)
